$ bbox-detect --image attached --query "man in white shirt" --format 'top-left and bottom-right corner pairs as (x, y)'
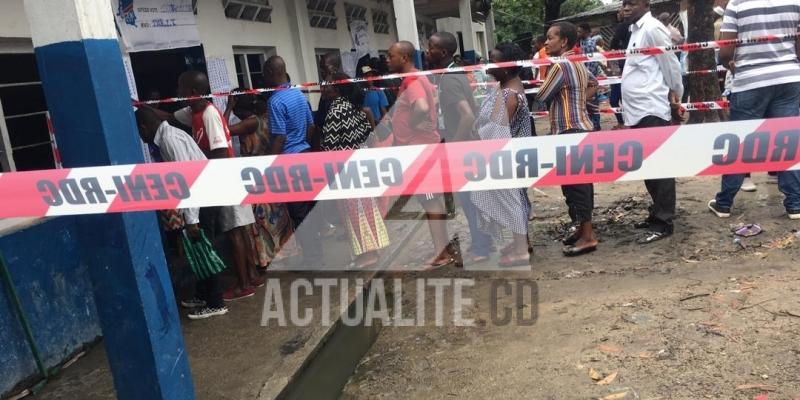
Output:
(621, 0), (684, 244)
(169, 72), (261, 302)
(136, 107), (229, 320)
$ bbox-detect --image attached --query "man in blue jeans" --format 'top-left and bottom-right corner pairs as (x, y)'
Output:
(707, 0), (800, 220)
(426, 31), (494, 264)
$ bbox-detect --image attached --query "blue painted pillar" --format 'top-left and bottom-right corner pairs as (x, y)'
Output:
(22, 1), (194, 399)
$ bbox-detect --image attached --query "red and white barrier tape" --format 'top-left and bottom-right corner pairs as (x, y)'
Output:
(45, 112), (63, 170)
(1, 116), (797, 219)
(531, 101), (730, 117)
(134, 33), (789, 106)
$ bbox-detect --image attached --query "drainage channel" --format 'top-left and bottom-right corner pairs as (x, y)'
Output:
(271, 214), (427, 400)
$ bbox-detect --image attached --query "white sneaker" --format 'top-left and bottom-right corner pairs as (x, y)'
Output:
(187, 306), (229, 320)
(741, 177), (757, 192)
(180, 297), (206, 309)
(789, 210), (800, 220)
(767, 174), (779, 184)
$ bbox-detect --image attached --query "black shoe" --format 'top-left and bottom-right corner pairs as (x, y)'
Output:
(634, 221), (650, 229)
(637, 230), (673, 244)
(707, 200), (731, 218)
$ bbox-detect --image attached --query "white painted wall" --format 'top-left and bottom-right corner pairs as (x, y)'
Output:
(309, 0), (398, 54)
(0, 0), (399, 85)
(0, 0), (30, 38)
(435, 17), (488, 57)
(195, 0), (306, 87)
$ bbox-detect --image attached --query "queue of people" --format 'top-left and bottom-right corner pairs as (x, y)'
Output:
(135, 0), (800, 320)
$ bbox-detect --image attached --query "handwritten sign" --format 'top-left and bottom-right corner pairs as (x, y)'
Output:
(112, 0), (201, 52)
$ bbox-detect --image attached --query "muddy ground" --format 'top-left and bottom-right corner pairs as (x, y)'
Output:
(342, 173), (800, 400)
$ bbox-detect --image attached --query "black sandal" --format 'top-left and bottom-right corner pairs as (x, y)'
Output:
(562, 233), (580, 246)
(562, 245), (597, 257)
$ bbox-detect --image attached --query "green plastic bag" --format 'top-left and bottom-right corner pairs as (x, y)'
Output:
(181, 231), (227, 280)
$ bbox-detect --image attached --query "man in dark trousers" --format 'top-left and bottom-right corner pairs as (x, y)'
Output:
(262, 56), (324, 266)
(426, 31), (493, 264)
(621, 0), (683, 244)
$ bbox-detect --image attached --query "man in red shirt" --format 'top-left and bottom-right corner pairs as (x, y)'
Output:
(386, 41), (453, 268)
(170, 71), (262, 302)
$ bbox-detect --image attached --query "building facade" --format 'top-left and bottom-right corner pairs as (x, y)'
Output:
(0, 1), (493, 397)
(0, 0), (491, 175)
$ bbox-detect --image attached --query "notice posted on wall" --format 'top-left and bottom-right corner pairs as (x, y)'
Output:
(206, 57), (232, 114)
(112, 0), (201, 52)
(122, 54), (152, 163)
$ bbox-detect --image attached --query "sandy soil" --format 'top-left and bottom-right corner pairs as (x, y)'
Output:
(342, 173), (800, 400)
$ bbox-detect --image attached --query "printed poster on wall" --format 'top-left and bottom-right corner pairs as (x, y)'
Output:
(112, 0), (201, 52)
(349, 20), (371, 58)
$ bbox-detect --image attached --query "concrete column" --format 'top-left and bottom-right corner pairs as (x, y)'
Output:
(458, 0), (477, 64)
(486, 9), (497, 50)
(22, 1), (194, 399)
(286, 0), (319, 83)
(392, 0), (423, 68)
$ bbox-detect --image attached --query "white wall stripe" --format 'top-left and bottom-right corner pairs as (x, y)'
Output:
(25, 0), (117, 48)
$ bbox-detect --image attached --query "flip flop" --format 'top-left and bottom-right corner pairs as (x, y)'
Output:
(498, 255), (530, 267)
(356, 259), (380, 269)
(501, 245), (534, 255)
(418, 257), (454, 271)
(733, 224), (762, 237)
(562, 234), (580, 246)
(470, 255), (491, 264)
(562, 245), (597, 257)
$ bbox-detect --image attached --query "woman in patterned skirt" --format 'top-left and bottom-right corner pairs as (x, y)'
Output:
(321, 73), (390, 268)
(226, 94), (299, 269)
(470, 43), (533, 267)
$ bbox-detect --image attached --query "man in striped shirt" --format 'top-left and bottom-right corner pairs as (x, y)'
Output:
(537, 22), (600, 257)
(708, 0), (800, 220)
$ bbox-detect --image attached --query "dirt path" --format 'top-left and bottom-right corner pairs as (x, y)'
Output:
(342, 176), (800, 400)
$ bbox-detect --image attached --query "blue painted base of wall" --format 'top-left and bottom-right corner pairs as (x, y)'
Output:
(0, 217), (101, 397)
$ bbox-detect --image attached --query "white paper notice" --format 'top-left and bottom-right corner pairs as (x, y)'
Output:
(113, 0), (201, 52)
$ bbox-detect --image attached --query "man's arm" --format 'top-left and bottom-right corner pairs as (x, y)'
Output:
(306, 124), (316, 146)
(795, 28), (799, 58)
(720, 3), (738, 70)
(652, 27), (684, 100)
(269, 134), (286, 155)
(410, 97), (432, 130)
(141, 103), (173, 121)
(228, 118), (258, 137)
(454, 100), (476, 141)
(586, 71), (599, 100)
(268, 100), (287, 155)
(207, 148), (228, 159)
(719, 31), (737, 69)
(379, 92), (389, 119)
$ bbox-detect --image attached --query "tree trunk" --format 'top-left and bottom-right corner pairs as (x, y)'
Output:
(686, 0), (726, 123)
